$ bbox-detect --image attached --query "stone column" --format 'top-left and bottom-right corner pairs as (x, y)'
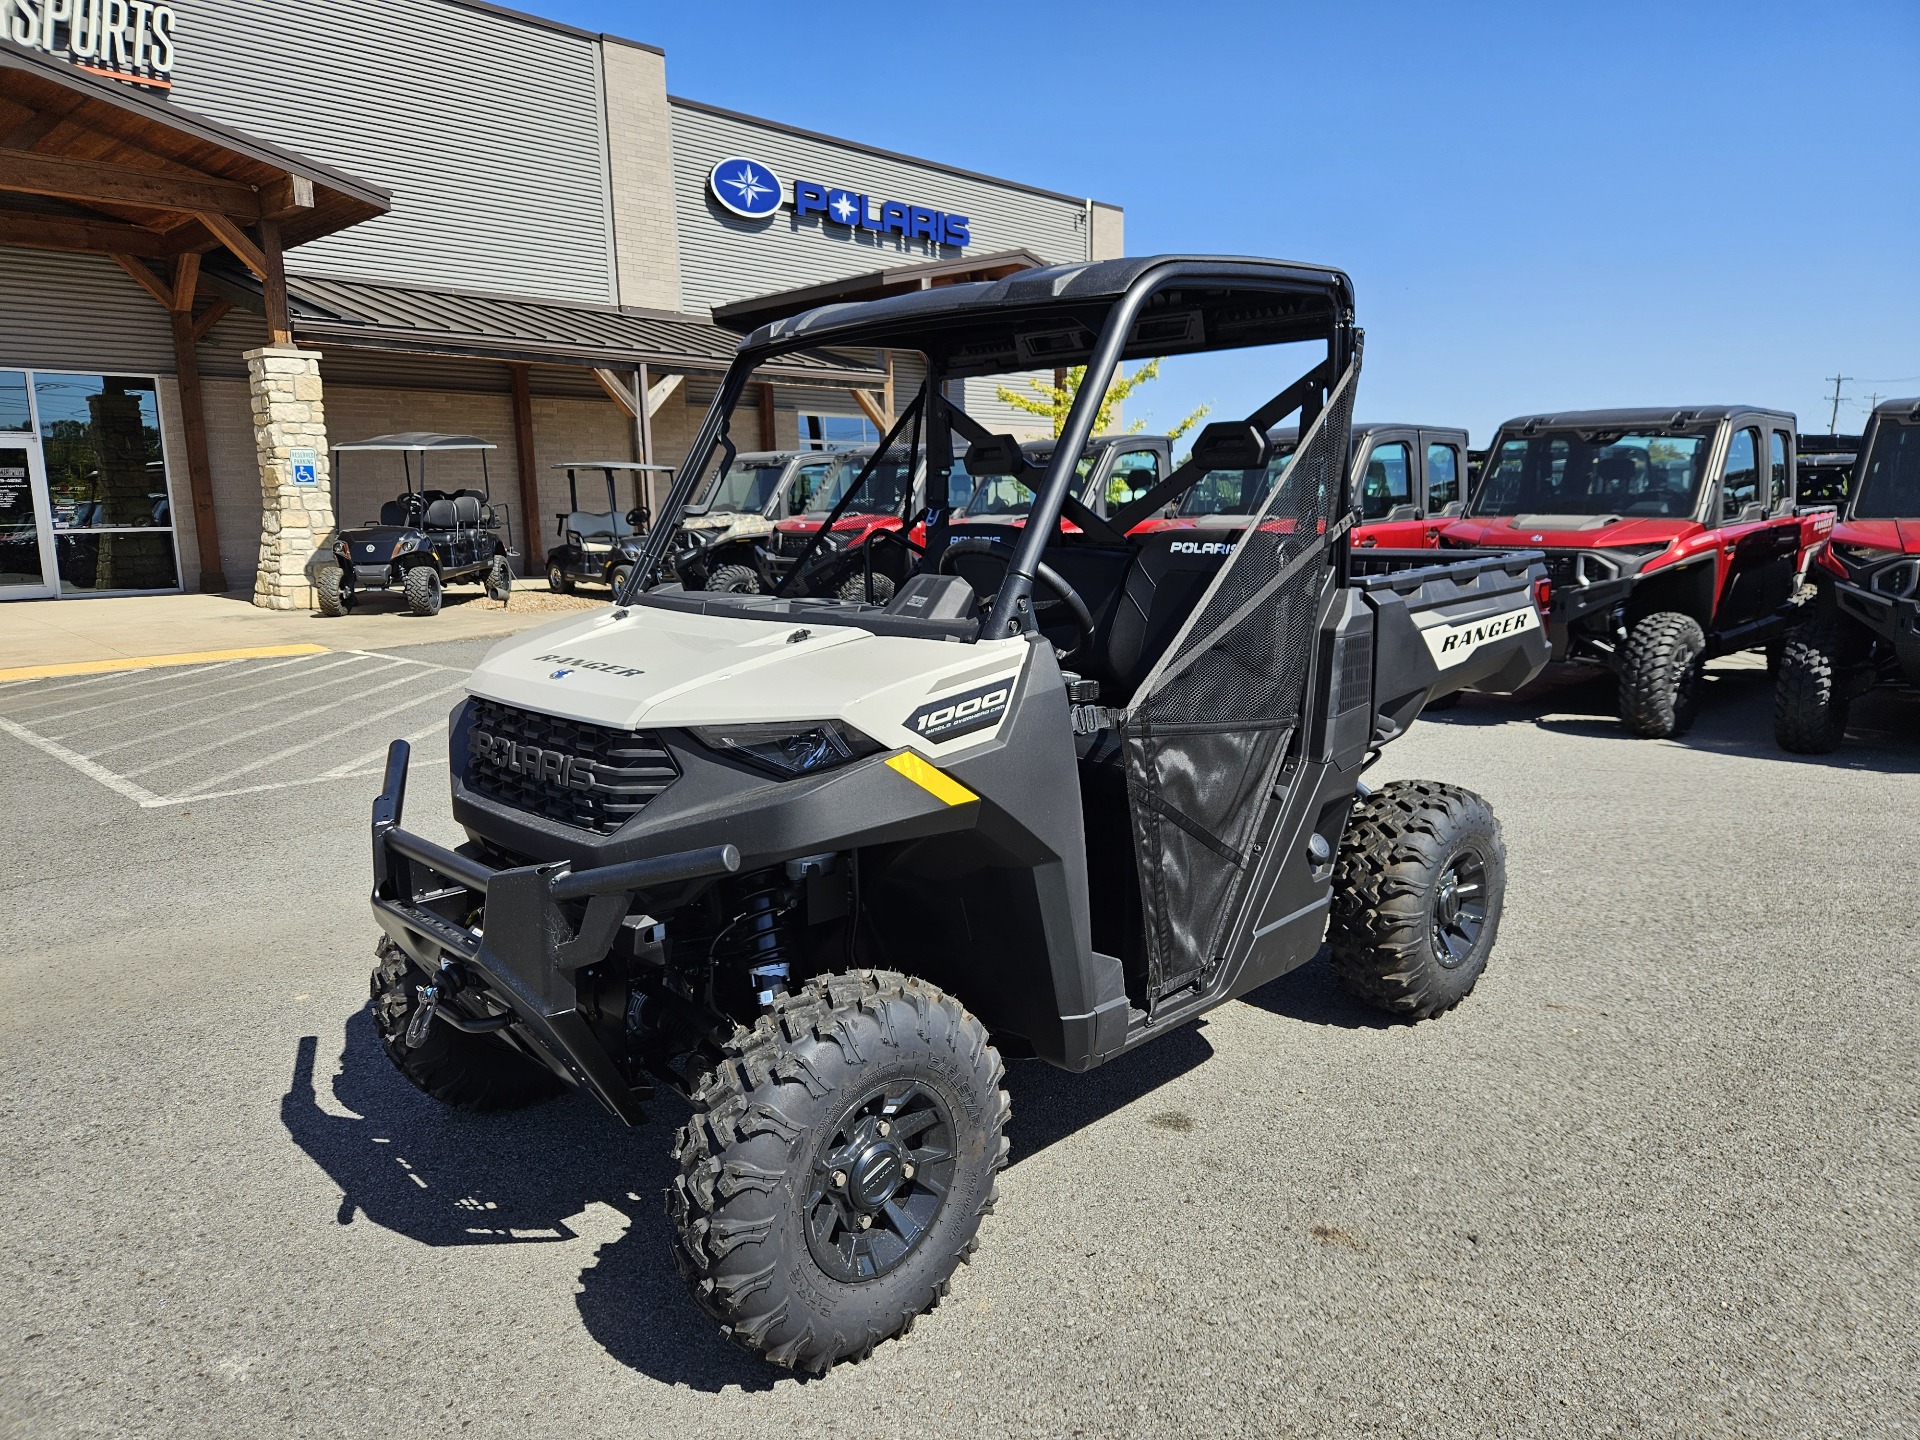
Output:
(245, 345), (333, 610)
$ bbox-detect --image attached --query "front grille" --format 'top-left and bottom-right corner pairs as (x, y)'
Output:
(465, 699), (678, 834)
(774, 530), (815, 557)
(1538, 551), (1580, 589)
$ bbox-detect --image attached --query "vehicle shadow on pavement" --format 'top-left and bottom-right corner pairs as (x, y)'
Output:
(281, 1014), (783, 1392)
(1429, 665), (1920, 773)
(1237, 950), (1397, 1030)
(1002, 1022), (1216, 1162)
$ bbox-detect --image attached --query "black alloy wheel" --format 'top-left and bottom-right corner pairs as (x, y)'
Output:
(804, 1080), (957, 1282)
(1429, 846), (1489, 969)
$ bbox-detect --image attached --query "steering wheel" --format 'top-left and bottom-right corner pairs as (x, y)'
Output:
(625, 505), (651, 534)
(937, 535), (1093, 659)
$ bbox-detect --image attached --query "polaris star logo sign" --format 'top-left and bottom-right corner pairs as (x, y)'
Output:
(1420, 606), (1539, 668)
(710, 154), (972, 248)
(709, 157), (783, 219)
(7, 0), (179, 89)
(907, 677), (1014, 743)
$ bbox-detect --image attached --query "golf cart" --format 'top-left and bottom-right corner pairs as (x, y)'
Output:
(360, 256), (1549, 1373)
(322, 433), (516, 617)
(544, 461), (674, 595)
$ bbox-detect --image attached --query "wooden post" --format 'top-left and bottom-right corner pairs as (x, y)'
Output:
(166, 251), (226, 591)
(758, 383), (777, 450)
(881, 350), (895, 428)
(258, 217), (291, 346)
(508, 363), (541, 576)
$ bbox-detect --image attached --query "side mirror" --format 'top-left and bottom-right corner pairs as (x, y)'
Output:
(1386, 503), (1419, 522)
(1187, 421), (1270, 473)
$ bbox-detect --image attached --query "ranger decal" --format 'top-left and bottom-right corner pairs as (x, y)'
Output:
(906, 678), (1015, 743)
(1421, 606), (1540, 667)
(533, 652), (645, 678)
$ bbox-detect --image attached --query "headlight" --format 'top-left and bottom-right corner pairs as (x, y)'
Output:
(691, 720), (883, 777)
(821, 530), (850, 550)
(1869, 557), (1920, 599)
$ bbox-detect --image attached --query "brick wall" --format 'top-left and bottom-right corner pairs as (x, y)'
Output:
(603, 41), (683, 313)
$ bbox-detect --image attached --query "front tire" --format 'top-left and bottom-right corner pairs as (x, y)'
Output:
(403, 565), (443, 616)
(707, 563), (762, 594)
(837, 571), (896, 605)
(610, 565), (632, 596)
(315, 566), (348, 617)
(1328, 781), (1506, 1021)
(485, 554), (513, 603)
(1774, 617), (1851, 753)
(368, 941), (564, 1110)
(669, 971), (1009, 1373)
(1617, 610), (1706, 737)
(547, 562), (570, 595)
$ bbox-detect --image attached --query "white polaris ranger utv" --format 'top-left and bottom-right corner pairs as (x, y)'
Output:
(362, 256), (1548, 1372)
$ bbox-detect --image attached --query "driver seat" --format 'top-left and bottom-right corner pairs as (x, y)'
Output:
(1093, 532), (1241, 702)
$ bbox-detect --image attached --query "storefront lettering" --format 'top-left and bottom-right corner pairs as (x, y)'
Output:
(7, 0), (178, 89)
(794, 182), (970, 249)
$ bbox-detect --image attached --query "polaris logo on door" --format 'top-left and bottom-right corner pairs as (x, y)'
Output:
(907, 678), (1014, 743)
(1420, 606), (1539, 668)
(1170, 540), (1232, 556)
(471, 730), (597, 791)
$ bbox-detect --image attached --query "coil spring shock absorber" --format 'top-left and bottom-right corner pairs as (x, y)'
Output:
(712, 869), (796, 1008)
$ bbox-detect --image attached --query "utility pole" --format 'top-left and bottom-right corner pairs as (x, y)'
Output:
(1826, 374), (1852, 433)
(1865, 392), (1884, 415)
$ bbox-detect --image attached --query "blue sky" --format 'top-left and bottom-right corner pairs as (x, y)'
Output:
(548, 0), (1917, 444)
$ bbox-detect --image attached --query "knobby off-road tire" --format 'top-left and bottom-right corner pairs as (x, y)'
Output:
(1328, 781), (1507, 1021)
(1774, 617), (1851, 753)
(368, 941), (564, 1110)
(315, 566), (348, 617)
(485, 555), (513, 603)
(707, 563), (762, 594)
(837, 571), (896, 605)
(1617, 610), (1706, 738)
(668, 971), (1009, 1373)
(404, 565), (443, 616)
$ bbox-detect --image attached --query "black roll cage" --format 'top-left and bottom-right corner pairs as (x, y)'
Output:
(619, 259), (1358, 632)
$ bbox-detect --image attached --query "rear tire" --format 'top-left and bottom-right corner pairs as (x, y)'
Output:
(668, 971), (1008, 1373)
(315, 566), (347, 618)
(1617, 610), (1706, 737)
(1328, 780), (1506, 1021)
(547, 562), (570, 595)
(708, 563), (762, 594)
(837, 571), (896, 605)
(485, 554), (513, 603)
(368, 941), (564, 1110)
(1773, 618), (1850, 753)
(404, 565), (443, 616)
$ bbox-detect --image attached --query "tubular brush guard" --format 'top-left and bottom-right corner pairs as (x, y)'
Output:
(368, 738), (740, 1124)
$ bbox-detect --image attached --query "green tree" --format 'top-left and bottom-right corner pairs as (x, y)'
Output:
(995, 358), (1209, 442)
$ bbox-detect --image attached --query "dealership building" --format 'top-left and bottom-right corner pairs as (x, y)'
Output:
(0, 0), (1122, 606)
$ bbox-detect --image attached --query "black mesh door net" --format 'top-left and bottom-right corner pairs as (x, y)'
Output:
(1122, 356), (1359, 1003)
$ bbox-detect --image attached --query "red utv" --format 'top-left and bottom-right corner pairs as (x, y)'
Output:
(904, 433), (1173, 548)
(1132, 421), (1469, 547)
(1441, 407), (1835, 737)
(1774, 397), (1920, 751)
(761, 447), (922, 602)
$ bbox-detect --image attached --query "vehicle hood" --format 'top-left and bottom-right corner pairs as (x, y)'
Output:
(337, 525), (418, 562)
(1443, 515), (1698, 550)
(464, 603), (1030, 750)
(1833, 517), (1920, 555)
(679, 511), (772, 539)
(777, 512), (893, 534)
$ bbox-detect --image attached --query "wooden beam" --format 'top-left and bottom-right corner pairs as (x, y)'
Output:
(194, 210), (267, 278)
(169, 306), (227, 592)
(759, 384), (777, 449)
(108, 253), (173, 309)
(508, 363), (542, 578)
(849, 388), (887, 432)
(257, 218), (290, 346)
(0, 147), (261, 218)
(1, 110), (67, 151)
(0, 210), (176, 255)
(592, 367), (640, 418)
(170, 251), (200, 313)
(189, 298), (233, 343)
(260, 174), (315, 219)
(645, 370), (683, 418)
(881, 349), (895, 427)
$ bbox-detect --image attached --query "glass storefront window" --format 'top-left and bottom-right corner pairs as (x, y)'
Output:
(0, 371), (30, 433)
(32, 372), (180, 594)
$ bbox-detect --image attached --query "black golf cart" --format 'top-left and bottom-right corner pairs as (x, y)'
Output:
(321, 433), (516, 617)
(543, 460), (674, 596)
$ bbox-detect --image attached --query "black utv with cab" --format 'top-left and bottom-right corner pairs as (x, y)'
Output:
(543, 460), (674, 596)
(321, 433), (516, 617)
(361, 257), (1549, 1374)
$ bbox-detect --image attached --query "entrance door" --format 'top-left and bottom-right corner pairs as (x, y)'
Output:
(0, 368), (56, 599)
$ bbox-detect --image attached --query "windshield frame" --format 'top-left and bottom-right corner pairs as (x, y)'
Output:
(1466, 425), (1720, 522)
(1850, 415), (1920, 521)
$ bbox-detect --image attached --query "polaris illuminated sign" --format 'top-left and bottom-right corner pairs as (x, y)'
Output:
(709, 156), (971, 249)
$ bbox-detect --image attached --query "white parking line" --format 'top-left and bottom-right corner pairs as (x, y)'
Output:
(42, 652), (341, 736)
(322, 722), (449, 780)
(0, 716), (168, 806)
(0, 659), (247, 714)
(74, 655), (381, 751)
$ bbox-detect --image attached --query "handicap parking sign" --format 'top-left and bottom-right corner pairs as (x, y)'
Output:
(290, 447), (317, 486)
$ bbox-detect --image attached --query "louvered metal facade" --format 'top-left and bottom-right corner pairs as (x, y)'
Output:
(164, 0), (616, 304)
(671, 100), (1094, 315)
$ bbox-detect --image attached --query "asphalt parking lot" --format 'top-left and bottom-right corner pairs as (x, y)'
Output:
(1, 640), (1915, 1439)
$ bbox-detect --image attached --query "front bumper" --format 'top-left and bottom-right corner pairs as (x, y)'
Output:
(368, 739), (739, 1125)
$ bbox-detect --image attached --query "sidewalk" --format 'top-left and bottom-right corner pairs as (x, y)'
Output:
(0, 584), (603, 678)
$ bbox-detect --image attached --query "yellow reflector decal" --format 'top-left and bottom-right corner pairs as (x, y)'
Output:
(886, 752), (978, 807)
